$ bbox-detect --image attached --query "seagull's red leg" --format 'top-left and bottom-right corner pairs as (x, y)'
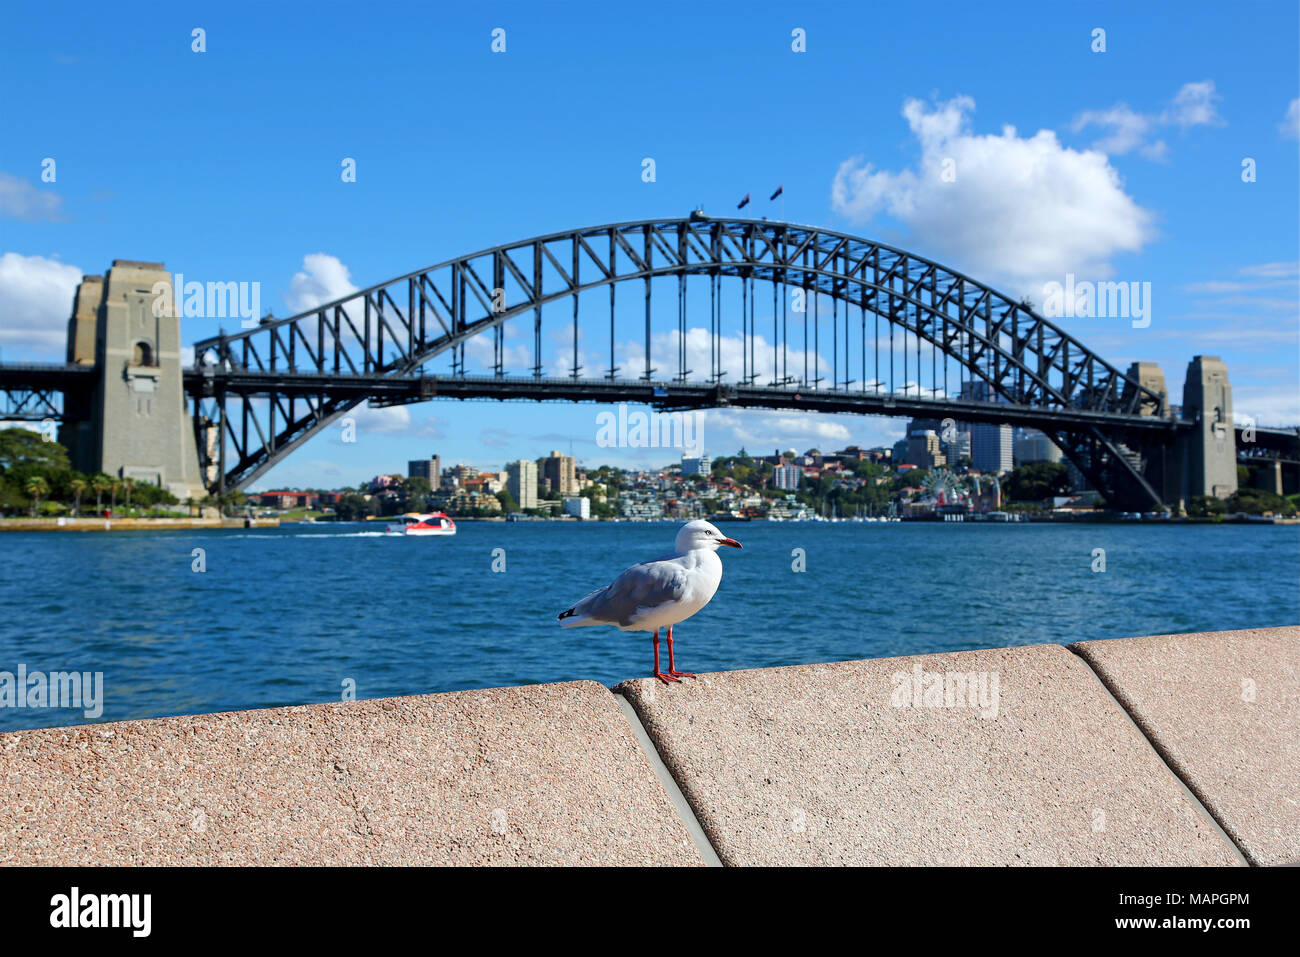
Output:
(653, 629), (679, 684)
(666, 625), (695, 678)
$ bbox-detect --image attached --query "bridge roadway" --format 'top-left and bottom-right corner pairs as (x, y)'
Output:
(189, 367), (1195, 433)
(3, 361), (1298, 462)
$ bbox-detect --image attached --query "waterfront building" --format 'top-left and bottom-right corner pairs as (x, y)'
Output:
(408, 454), (441, 483)
(680, 454), (712, 477)
(563, 496), (590, 519)
(773, 463), (802, 490)
(538, 450), (578, 496)
(258, 490), (315, 509)
(507, 459), (539, 510)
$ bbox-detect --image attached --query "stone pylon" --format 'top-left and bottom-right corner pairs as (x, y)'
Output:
(1179, 355), (1238, 501)
(61, 261), (206, 502)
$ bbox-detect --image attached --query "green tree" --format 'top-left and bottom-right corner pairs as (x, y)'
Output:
(24, 476), (49, 517)
(401, 476), (433, 512)
(1005, 462), (1071, 501)
(335, 492), (375, 521)
(0, 427), (70, 475)
(1227, 487), (1295, 516)
(68, 477), (87, 517)
(91, 473), (112, 512)
(1186, 495), (1226, 518)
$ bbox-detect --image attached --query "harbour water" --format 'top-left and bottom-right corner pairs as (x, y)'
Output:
(1, 520), (1296, 730)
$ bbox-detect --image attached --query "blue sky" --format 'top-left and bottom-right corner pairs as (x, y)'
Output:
(2, 0), (1296, 489)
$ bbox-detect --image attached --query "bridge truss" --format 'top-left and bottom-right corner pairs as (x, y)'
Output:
(186, 217), (1181, 504)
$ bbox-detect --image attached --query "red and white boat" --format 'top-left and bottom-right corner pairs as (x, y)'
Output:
(385, 511), (457, 536)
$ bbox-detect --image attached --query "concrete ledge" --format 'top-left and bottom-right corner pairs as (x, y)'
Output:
(0, 681), (701, 866)
(616, 644), (1244, 866)
(1072, 626), (1300, 866)
(3, 629), (1291, 866)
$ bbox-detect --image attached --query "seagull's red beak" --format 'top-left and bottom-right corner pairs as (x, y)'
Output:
(719, 537), (743, 549)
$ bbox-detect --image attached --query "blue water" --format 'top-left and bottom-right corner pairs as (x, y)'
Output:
(0, 521), (1296, 730)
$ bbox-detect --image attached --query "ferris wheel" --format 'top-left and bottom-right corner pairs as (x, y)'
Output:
(922, 468), (965, 504)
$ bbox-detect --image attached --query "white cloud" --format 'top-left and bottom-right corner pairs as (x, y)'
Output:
(464, 333), (532, 372)
(286, 253), (358, 314)
(830, 95), (1154, 291)
(1232, 387), (1299, 427)
(1281, 98), (1300, 139)
(1068, 104), (1167, 161)
(1237, 262), (1298, 280)
(1163, 80), (1223, 128)
(707, 409), (851, 447)
(0, 172), (65, 222)
(0, 252), (83, 357)
(348, 400), (412, 435)
(1071, 80), (1223, 160)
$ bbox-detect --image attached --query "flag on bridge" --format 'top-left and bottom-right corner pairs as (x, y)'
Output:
(770, 184), (783, 200)
(737, 193), (750, 210)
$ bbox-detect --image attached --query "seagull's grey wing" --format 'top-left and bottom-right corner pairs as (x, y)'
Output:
(577, 557), (690, 626)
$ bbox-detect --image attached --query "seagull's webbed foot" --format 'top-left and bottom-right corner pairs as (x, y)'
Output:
(654, 670), (682, 684)
(667, 670), (696, 679)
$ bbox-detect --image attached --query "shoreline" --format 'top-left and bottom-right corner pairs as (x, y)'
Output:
(1, 514), (1293, 531)
(0, 516), (281, 532)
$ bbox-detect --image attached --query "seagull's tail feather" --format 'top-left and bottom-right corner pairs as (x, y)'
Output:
(556, 586), (606, 628)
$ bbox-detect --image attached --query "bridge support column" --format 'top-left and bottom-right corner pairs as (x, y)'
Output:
(1174, 355), (1237, 503)
(57, 276), (104, 474)
(1124, 361), (1176, 507)
(1253, 460), (1284, 496)
(69, 261), (206, 502)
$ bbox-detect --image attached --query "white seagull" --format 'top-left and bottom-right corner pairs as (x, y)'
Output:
(557, 520), (743, 684)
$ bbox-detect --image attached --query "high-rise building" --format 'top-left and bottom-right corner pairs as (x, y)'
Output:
(449, 463), (479, 488)
(772, 464), (802, 490)
(408, 454), (441, 484)
(961, 381), (1013, 474)
(507, 459), (539, 510)
(971, 424), (1013, 473)
(941, 430), (971, 467)
(680, 454), (712, 477)
(907, 430), (946, 470)
(537, 450), (577, 496)
(1013, 430), (1062, 465)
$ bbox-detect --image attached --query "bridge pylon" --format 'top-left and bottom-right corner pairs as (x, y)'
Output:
(1174, 355), (1238, 505)
(60, 261), (207, 502)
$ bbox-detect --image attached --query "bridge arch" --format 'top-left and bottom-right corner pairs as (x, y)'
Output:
(189, 217), (1171, 503)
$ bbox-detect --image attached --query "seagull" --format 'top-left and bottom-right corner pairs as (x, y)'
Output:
(557, 520), (742, 684)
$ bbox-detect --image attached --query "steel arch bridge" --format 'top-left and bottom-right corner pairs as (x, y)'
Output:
(187, 215), (1190, 506)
